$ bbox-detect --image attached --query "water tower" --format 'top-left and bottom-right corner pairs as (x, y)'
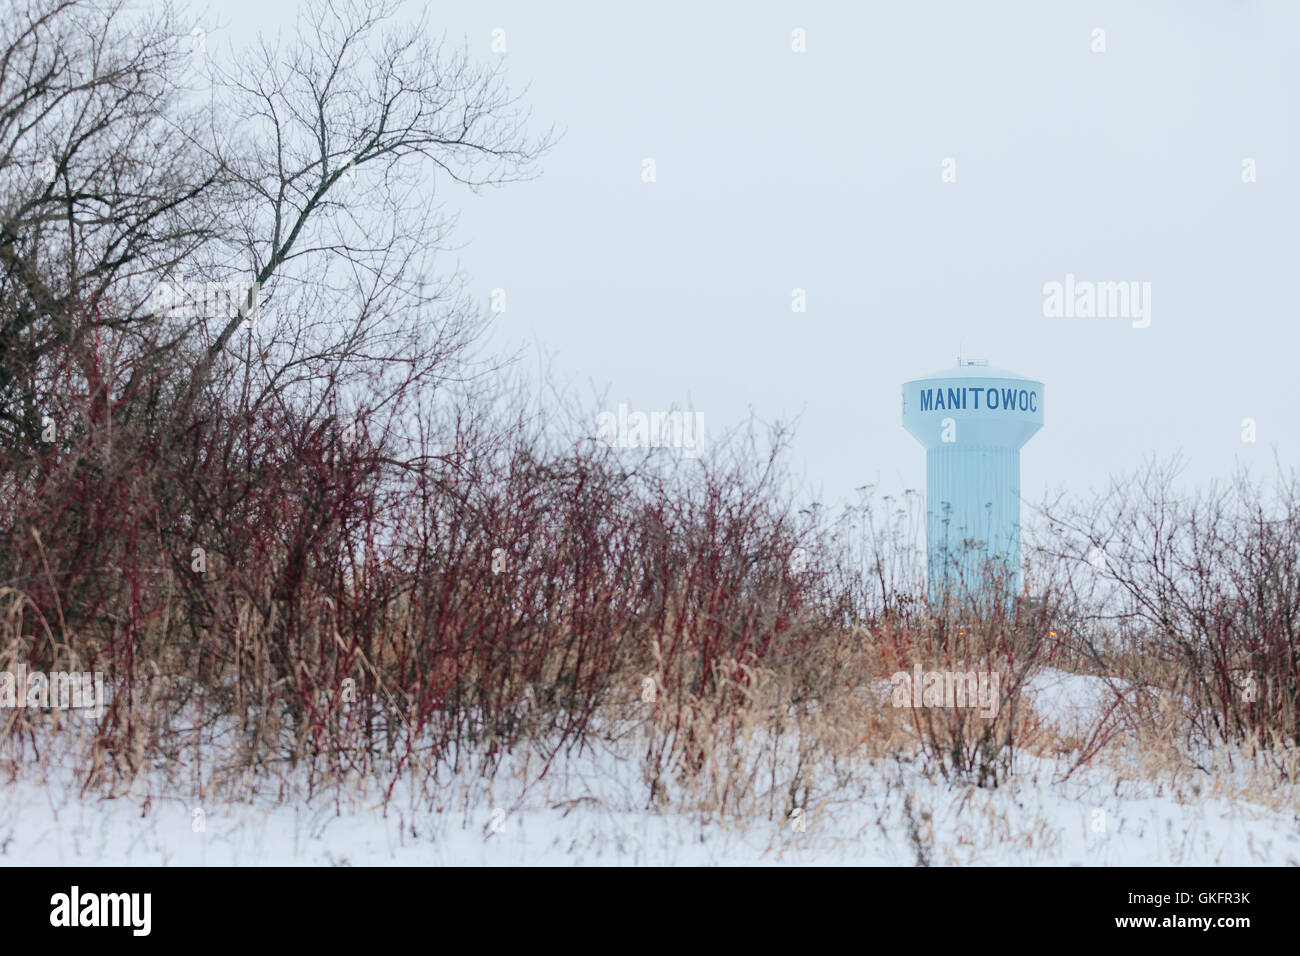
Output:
(901, 361), (1044, 599)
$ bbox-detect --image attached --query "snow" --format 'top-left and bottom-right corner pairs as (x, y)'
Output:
(1, 669), (1296, 866)
(1023, 668), (1125, 733)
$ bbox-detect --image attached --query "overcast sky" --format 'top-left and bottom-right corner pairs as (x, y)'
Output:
(217, 0), (1299, 510)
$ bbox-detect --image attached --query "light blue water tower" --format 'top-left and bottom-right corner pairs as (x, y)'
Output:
(902, 361), (1044, 599)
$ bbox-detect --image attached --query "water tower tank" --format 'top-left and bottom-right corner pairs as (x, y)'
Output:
(901, 361), (1044, 598)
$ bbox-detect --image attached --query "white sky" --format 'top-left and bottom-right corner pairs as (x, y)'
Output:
(211, 0), (1300, 509)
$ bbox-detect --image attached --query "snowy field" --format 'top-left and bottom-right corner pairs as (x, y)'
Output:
(2, 670), (1296, 866)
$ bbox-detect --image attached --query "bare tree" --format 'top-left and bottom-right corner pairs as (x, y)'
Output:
(0, 0), (235, 449)
(195, 0), (551, 439)
(0, 0), (551, 462)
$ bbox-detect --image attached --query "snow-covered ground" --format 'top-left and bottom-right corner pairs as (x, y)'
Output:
(1, 669), (1296, 866)
(1023, 668), (1125, 733)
